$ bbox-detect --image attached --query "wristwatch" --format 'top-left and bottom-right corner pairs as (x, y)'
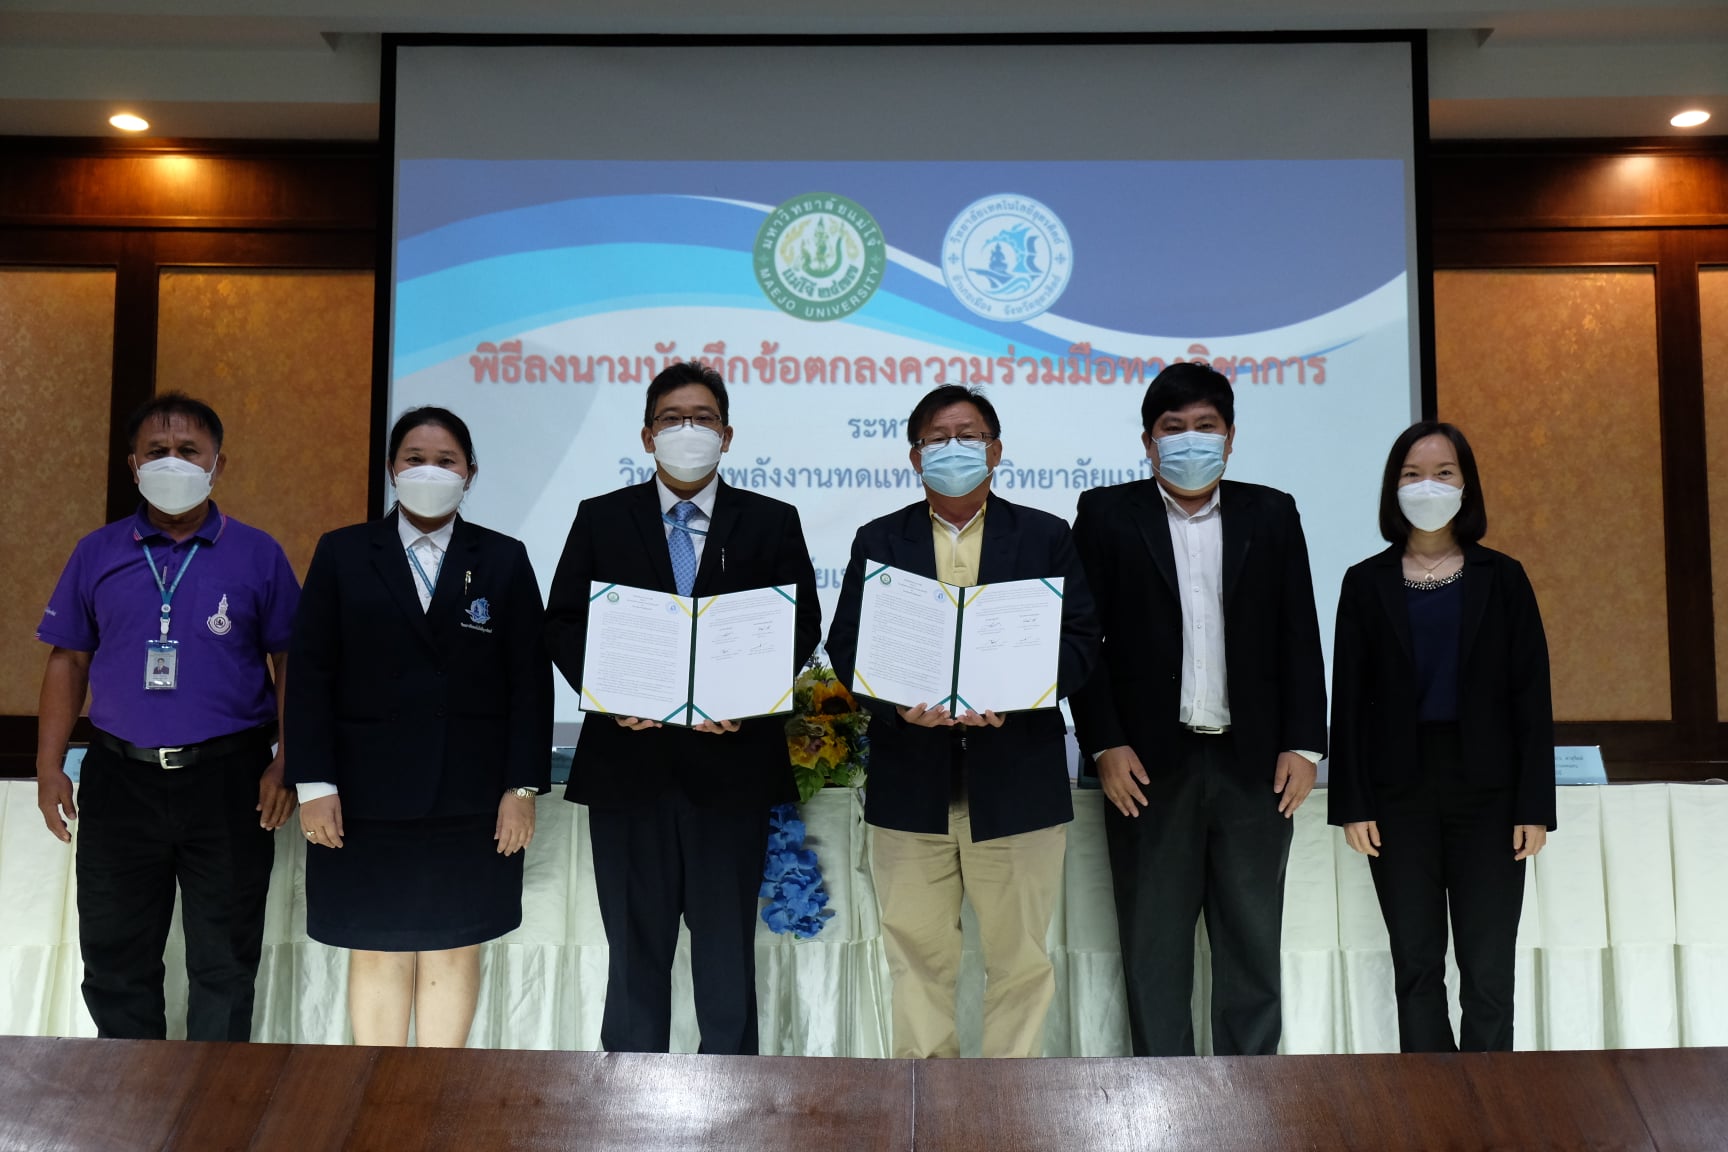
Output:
(510, 787), (536, 799)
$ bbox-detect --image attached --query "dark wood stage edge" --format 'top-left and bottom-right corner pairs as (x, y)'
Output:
(1, 1037), (1724, 1151)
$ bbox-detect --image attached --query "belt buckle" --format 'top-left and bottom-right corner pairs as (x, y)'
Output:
(1188, 724), (1227, 736)
(156, 746), (186, 770)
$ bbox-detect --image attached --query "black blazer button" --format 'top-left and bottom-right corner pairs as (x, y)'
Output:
(436, 706), (447, 718)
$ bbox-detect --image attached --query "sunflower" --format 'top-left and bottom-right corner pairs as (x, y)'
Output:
(809, 675), (859, 716)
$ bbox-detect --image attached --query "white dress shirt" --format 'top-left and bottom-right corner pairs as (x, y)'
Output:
(295, 514), (458, 804)
(401, 513), (456, 612)
(1160, 483), (1231, 729)
(657, 474), (719, 566)
(1155, 483), (1320, 765)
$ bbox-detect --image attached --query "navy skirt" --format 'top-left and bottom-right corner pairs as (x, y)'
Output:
(305, 812), (523, 952)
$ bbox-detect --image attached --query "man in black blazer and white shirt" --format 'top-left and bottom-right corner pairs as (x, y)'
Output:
(1071, 363), (1327, 1057)
(826, 384), (1100, 1059)
(544, 363), (820, 1055)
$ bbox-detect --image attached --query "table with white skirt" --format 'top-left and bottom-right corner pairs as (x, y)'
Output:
(2, 780), (1726, 1054)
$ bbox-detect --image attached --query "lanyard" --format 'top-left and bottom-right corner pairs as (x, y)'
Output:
(142, 543), (200, 640)
(407, 542), (444, 602)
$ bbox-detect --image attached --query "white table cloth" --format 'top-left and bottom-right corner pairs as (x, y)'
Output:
(2, 780), (1725, 1054)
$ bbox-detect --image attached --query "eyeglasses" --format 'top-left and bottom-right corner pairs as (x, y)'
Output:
(913, 433), (994, 451)
(651, 414), (724, 432)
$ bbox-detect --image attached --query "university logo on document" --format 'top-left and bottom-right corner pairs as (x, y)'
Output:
(941, 193), (1073, 321)
(754, 193), (887, 322)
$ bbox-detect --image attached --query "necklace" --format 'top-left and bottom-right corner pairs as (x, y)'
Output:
(1405, 569), (1463, 592)
(1407, 547), (1458, 584)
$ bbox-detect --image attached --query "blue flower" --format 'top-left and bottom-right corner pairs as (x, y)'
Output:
(760, 802), (832, 939)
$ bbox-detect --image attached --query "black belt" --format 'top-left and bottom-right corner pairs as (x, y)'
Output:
(92, 724), (274, 770)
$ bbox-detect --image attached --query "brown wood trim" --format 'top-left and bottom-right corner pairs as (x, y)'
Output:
(0, 215), (379, 234)
(1430, 137), (1728, 159)
(1440, 216), (1728, 233)
(1654, 231), (1716, 734)
(0, 137), (378, 158)
(1429, 145), (1728, 233)
(1432, 229), (1661, 267)
(0, 147), (376, 232)
(1698, 232), (1728, 263)
(0, 229), (125, 264)
(153, 231), (374, 268)
(106, 232), (159, 524)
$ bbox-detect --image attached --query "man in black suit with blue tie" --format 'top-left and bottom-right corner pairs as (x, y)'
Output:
(544, 362), (820, 1054)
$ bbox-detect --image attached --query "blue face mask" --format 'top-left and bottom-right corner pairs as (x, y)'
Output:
(919, 438), (993, 498)
(1152, 430), (1228, 492)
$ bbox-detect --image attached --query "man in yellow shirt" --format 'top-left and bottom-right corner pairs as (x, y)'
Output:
(826, 384), (1101, 1058)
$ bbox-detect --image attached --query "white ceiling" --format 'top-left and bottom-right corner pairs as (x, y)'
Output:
(0, 1), (1724, 140)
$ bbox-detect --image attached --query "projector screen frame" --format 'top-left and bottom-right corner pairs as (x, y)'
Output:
(370, 29), (1435, 518)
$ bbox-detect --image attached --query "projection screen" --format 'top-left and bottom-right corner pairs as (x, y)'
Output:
(384, 37), (1428, 730)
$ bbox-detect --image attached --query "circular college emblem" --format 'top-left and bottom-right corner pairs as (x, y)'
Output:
(879, 573), (892, 585)
(606, 591), (620, 604)
(941, 194), (1073, 321)
(754, 193), (887, 322)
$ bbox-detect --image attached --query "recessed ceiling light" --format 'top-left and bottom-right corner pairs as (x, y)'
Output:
(109, 113), (149, 132)
(1670, 110), (1711, 128)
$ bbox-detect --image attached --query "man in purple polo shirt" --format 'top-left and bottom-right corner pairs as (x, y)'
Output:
(34, 392), (300, 1042)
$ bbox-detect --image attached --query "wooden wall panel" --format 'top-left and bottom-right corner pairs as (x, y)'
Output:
(1434, 268), (1669, 721)
(1430, 144), (1728, 231)
(0, 140), (376, 232)
(155, 269), (375, 579)
(1703, 267), (1728, 721)
(0, 268), (115, 717)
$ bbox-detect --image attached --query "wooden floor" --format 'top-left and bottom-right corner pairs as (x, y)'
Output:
(1, 1037), (1724, 1151)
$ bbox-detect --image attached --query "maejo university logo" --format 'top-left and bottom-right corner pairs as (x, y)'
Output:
(754, 193), (887, 322)
(942, 193), (1073, 321)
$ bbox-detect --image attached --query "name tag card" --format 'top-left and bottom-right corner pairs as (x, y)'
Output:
(143, 640), (179, 690)
(1554, 746), (1608, 786)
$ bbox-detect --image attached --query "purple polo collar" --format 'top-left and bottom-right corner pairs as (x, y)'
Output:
(129, 501), (228, 546)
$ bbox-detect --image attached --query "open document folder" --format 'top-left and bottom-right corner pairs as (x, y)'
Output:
(579, 582), (799, 726)
(851, 561), (1063, 714)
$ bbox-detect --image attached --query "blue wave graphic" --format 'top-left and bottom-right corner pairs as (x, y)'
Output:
(398, 195), (760, 283)
(396, 191), (1398, 363)
(392, 243), (1078, 379)
(395, 160), (1408, 334)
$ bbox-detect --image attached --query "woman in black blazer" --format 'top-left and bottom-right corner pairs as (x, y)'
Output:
(287, 407), (551, 1047)
(1328, 421), (1555, 1053)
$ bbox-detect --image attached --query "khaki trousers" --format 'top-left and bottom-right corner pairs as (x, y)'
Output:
(870, 799), (1066, 1058)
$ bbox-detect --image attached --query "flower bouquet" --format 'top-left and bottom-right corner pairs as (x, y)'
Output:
(784, 664), (871, 803)
(759, 664), (872, 939)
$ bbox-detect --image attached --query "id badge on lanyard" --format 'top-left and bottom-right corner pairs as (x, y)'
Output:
(144, 640), (179, 690)
(142, 541), (199, 691)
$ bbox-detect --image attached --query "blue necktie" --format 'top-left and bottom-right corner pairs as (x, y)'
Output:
(669, 501), (698, 596)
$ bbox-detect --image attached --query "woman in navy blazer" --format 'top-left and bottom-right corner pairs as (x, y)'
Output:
(287, 407), (552, 1047)
(1328, 421), (1554, 1053)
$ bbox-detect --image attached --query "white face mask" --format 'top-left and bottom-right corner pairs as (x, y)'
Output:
(394, 464), (468, 519)
(1397, 478), (1465, 533)
(653, 424), (725, 483)
(136, 456), (216, 516)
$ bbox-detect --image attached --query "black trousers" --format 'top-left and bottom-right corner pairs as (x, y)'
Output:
(1368, 723), (1526, 1053)
(74, 736), (276, 1041)
(1105, 730), (1293, 1056)
(587, 788), (769, 1055)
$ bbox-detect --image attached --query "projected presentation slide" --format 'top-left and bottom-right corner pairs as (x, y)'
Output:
(388, 41), (1424, 724)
